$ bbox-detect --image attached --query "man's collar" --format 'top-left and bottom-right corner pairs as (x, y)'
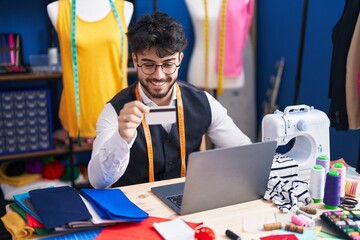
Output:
(138, 82), (177, 107)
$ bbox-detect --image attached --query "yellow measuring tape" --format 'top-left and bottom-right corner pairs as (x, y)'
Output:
(203, 0), (227, 96)
(217, 0), (227, 96)
(203, 0), (209, 92)
(135, 83), (186, 182)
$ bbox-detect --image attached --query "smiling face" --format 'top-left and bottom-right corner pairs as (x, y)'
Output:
(133, 48), (183, 106)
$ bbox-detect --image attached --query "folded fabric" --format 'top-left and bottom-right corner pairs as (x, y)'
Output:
(29, 186), (92, 230)
(13, 191), (42, 222)
(264, 176), (313, 212)
(0, 162), (41, 187)
(95, 216), (201, 240)
(270, 154), (299, 181)
(1, 178), (69, 201)
(80, 188), (148, 221)
(1, 212), (35, 240)
(9, 202), (52, 236)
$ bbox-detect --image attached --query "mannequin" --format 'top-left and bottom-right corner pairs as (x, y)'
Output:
(47, 0), (134, 138)
(185, 0), (253, 90)
(185, 0), (256, 141)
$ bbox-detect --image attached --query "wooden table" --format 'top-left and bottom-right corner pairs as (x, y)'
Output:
(118, 177), (345, 240)
(6, 177), (359, 239)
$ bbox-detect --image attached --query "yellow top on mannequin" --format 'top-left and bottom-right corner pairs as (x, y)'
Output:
(47, 0), (134, 138)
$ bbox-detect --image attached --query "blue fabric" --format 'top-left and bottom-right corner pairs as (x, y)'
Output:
(13, 191), (42, 222)
(80, 188), (148, 221)
(29, 186), (92, 230)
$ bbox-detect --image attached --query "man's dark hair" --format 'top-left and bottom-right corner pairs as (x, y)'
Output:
(127, 11), (187, 58)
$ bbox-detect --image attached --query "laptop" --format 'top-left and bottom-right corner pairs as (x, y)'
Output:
(151, 141), (277, 215)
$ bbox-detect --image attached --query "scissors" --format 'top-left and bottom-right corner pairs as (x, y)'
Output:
(339, 197), (358, 210)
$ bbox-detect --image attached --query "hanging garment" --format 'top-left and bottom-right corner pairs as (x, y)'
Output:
(328, 0), (360, 130)
(57, 0), (128, 137)
(346, 13), (360, 130)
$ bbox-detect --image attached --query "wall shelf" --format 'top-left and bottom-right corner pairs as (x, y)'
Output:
(0, 142), (92, 162)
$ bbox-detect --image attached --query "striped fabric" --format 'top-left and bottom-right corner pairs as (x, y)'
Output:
(264, 154), (313, 212)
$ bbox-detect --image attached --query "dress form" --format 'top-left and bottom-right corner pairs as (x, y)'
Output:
(185, 0), (245, 89)
(47, 0), (134, 138)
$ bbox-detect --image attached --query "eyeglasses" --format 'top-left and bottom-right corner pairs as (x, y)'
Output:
(137, 62), (181, 75)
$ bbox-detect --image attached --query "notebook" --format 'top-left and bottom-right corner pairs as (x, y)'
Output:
(151, 141), (277, 215)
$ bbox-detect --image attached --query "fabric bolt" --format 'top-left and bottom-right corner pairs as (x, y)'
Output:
(215, 0), (254, 77)
(57, 0), (128, 137)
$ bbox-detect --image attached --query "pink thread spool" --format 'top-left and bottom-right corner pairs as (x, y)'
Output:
(291, 214), (307, 227)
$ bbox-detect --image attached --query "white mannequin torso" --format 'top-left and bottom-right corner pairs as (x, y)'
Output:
(185, 0), (245, 89)
(47, 0), (133, 29)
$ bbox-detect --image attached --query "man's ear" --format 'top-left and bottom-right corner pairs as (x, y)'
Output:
(132, 52), (137, 69)
(179, 52), (184, 63)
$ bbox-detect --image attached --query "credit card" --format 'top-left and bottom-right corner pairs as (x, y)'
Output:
(145, 106), (176, 125)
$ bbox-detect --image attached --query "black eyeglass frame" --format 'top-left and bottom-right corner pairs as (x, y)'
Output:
(136, 62), (181, 75)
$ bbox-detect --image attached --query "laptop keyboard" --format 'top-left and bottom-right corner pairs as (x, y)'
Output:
(167, 194), (183, 208)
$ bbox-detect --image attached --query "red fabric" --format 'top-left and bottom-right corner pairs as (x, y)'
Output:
(42, 161), (65, 180)
(26, 213), (44, 228)
(260, 234), (298, 240)
(95, 216), (201, 240)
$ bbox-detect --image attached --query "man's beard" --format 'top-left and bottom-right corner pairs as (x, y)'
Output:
(139, 77), (176, 99)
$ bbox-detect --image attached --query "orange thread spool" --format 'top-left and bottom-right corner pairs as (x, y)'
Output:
(263, 222), (282, 231)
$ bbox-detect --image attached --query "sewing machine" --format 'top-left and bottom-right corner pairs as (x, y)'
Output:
(261, 104), (330, 180)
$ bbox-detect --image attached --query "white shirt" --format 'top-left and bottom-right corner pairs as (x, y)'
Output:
(88, 83), (251, 189)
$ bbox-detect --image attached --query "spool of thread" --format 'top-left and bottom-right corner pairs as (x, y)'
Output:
(309, 164), (325, 203)
(296, 210), (313, 219)
(316, 155), (330, 175)
(291, 215), (307, 227)
(331, 162), (346, 197)
(345, 179), (360, 197)
(284, 223), (304, 234)
(297, 214), (315, 228)
(323, 169), (341, 210)
(48, 47), (58, 66)
(263, 222), (282, 231)
(299, 206), (317, 215)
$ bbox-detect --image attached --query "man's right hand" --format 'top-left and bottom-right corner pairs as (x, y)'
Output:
(118, 100), (150, 143)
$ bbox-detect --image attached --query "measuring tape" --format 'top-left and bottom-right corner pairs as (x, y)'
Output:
(135, 83), (186, 182)
(217, 0), (227, 96)
(70, 0), (126, 141)
(203, 0), (209, 92)
(203, 0), (227, 95)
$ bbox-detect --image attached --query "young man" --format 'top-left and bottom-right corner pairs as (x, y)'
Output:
(88, 11), (252, 189)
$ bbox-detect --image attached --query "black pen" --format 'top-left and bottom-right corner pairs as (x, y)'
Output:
(225, 229), (241, 240)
